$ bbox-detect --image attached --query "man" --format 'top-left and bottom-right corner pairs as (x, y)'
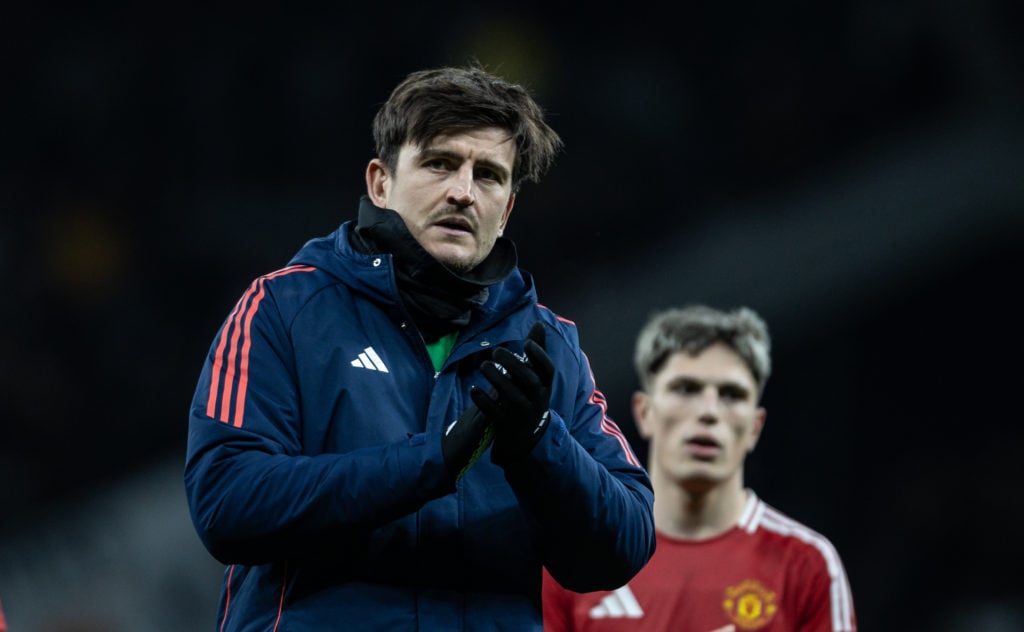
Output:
(543, 305), (857, 631)
(184, 64), (655, 631)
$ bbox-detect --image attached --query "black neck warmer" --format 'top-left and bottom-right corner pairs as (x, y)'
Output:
(349, 197), (518, 342)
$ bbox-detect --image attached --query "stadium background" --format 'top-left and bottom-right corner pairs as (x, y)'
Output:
(2, 3), (1022, 630)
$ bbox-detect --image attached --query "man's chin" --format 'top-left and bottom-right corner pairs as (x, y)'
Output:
(427, 248), (477, 274)
(443, 258), (479, 275)
(676, 468), (723, 491)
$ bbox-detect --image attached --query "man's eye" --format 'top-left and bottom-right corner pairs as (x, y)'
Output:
(476, 168), (499, 182)
(719, 386), (747, 401)
(675, 379), (702, 395)
(426, 159), (450, 170)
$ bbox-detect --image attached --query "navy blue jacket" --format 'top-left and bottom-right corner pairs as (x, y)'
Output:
(184, 220), (655, 631)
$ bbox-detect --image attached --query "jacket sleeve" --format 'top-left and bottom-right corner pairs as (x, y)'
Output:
(499, 318), (656, 592)
(183, 272), (453, 565)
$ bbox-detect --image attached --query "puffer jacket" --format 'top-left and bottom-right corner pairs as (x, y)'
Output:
(184, 217), (655, 631)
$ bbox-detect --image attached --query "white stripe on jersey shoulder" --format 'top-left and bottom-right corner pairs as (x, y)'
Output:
(737, 489), (769, 534)
(757, 502), (857, 631)
(737, 489), (761, 532)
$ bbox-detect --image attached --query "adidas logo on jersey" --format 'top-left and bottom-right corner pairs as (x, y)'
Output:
(589, 586), (644, 619)
(351, 346), (389, 372)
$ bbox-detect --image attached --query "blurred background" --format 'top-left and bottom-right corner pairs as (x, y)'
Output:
(2, 2), (1023, 630)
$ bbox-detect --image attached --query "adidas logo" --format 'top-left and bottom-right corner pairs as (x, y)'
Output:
(350, 346), (389, 373)
(589, 586), (644, 619)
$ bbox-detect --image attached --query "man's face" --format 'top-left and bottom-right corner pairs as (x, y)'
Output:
(365, 126), (517, 273)
(633, 343), (765, 493)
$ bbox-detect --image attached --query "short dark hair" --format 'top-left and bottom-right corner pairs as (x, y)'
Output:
(634, 304), (772, 398)
(372, 64), (563, 193)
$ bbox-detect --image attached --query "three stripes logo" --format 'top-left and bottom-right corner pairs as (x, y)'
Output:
(351, 346), (389, 373)
(206, 264), (316, 428)
(589, 585), (644, 619)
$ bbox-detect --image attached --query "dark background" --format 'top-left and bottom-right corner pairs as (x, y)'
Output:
(2, 3), (1023, 630)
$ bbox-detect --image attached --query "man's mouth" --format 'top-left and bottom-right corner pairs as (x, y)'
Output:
(434, 216), (473, 234)
(685, 436), (722, 459)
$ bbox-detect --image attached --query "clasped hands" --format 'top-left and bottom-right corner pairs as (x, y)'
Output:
(442, 322), (554, 480)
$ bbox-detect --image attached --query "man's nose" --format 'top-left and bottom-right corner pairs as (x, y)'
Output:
(447, 166), (475, 207)
(696, 388), (720, 423)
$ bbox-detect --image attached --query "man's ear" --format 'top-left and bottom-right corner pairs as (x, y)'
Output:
(747, 407), (767, 453)
(366, 159), (389, 207)
(631, 391), (653, 439)
(497, 194), (516, 236)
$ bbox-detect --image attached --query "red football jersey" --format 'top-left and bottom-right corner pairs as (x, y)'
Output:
(543, 492), (856, 632)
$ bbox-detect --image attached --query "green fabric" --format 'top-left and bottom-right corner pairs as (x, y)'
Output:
(425, 331), (459, 372)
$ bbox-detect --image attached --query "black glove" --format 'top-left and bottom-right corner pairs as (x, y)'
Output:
(470, 321), (554, 465)
(441, 404), (495, 481)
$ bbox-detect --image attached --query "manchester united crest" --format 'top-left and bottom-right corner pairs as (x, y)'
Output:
(722, 579), (778, 630)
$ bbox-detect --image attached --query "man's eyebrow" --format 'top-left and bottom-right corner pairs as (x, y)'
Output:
(420, 148), (511, 181)
(668, 375), (751, 392)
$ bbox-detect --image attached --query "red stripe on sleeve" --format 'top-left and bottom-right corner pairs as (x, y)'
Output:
(206, 282), (256, 419)
(272, 561), (289, 632)
(219, 564), (235, 632)
(530, 306), (641, 468)
(601, 417), (640, 468)
(218, 282), (256, 422)
(584, 354), (642, 468)
(536, 302), (576, 325)
(232, 277), (269, 427)
(206, 265), (315, 425)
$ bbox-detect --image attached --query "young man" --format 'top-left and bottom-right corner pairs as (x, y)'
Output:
(543, 305), (857, 631)
(184, 65), (655, 630)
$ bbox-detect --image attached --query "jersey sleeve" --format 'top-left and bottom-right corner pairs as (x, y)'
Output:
(794, 536), (858, 632)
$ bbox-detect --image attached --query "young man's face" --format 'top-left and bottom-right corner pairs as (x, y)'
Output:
(633, 342), (765, 493)
(365, 126), (517, 273)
